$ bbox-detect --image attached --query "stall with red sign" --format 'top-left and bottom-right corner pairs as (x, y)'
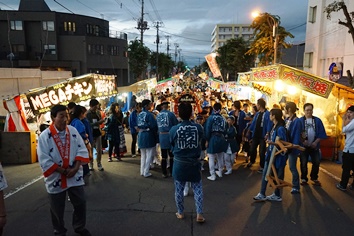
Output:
(250, 64), (354, 160)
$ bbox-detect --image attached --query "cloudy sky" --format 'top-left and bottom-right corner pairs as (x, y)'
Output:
(1, 0), (308, 66)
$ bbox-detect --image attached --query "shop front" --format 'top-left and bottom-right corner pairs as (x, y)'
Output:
(250, 64), (354, 160)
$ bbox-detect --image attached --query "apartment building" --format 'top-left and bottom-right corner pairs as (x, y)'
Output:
(0, 0), (130, 85)
(304, 0), (354, 80)
(211, 24), (254, 52)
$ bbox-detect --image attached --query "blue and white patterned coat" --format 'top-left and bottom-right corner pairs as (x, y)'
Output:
(137, 108), (158, 149)
(156, 110), (178, 149)
(204, 113), (227, 154)
(37, 125), (89, 194)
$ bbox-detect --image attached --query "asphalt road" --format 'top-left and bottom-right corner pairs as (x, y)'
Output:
(2, 134), (354, 236)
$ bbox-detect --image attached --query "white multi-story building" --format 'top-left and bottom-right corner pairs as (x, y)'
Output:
(304, 0), (354, 79)
(211, 24), (254, 52)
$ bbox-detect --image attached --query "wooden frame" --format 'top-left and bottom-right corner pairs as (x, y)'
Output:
(265, 137), (305, 189)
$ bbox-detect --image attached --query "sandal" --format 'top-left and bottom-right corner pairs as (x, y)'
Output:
(196, 214), (205, 223)
(175, 212), (184, 219)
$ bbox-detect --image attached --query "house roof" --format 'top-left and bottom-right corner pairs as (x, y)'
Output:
(19, 0), (51, 12)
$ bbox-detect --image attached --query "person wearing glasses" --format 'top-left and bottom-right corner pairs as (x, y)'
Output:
(299, 103), (327, 186)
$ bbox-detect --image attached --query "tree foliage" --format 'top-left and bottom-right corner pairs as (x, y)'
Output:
(246, 12), (294, 66)
(176, 61), (186, 72)
(149, 52), (175, 80)
(127, 39), (150, 81)
(325, 1), (354, 44)
(216, 37), (255, 81)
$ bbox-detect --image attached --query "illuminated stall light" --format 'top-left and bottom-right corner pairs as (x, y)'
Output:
(287, 85), (298, 95)
(122, 93), (128, 97)
(275, 80), (284, 92)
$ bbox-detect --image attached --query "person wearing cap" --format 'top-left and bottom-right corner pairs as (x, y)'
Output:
(223, 115), (239, 175)
(169, 102), (205, 223)
(86, 99), (105, 171)
(284, 102), (302, 194)
(299, 103), (327, 186)
(137, 99), (158, 177)
(204, 102), (227, 181)
(336, 105), (354, 191)
(156, 101), (179, 178)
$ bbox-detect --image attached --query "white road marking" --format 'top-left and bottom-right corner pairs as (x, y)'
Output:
(4, 175), (44, 199)
(2, 166), (340, 199)
(319, 166), (341, 182)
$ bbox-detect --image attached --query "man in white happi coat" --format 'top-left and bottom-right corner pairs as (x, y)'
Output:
(37, 105), (91, 236)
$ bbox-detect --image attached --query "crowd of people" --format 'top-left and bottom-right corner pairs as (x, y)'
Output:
(31, 92), (354, 235)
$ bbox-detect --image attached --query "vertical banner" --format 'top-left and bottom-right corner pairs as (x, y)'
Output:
(205, 53), (222, 78)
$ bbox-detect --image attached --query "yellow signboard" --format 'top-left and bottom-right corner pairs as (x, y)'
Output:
(251, 64), (334, 98)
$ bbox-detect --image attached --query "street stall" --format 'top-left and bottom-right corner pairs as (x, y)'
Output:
(249, 64), (354, 160)
(118, 77), (157, 102)
(1, 73), (118, 164)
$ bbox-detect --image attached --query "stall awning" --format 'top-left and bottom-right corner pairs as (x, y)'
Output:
(3, 95), (29, 132)
(117, 77), (157, 94)
(251, 64), (335, 98)
(332, 83), (354, 100)
(25, 73), (117, 115)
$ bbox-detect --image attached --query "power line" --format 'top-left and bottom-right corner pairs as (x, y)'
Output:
(53, 0), (75, 14)
(149, 0), (162, 22)
(131, 0), (141, 9)
(287, 22), (306, 31)
(0, 2), (15, 10)
(145, 11), (156, 23)
(114, 0), (139, 20)
(76, 0), (104, 19)
(182, 50), (210, 55)
(164, 27), (212, 37)
(305, 24), (347, 43)
(159, 29), (210, 43)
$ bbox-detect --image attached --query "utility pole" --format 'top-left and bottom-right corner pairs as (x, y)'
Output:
(178, 48), (182, 72)
(174, 43), (179, 64)
(136, 0), (149, 44)
(178, 49), (182, 62)
(165, 35), (171, 56)
(136, 0), (149, 80)
(154, 21), (163, 81)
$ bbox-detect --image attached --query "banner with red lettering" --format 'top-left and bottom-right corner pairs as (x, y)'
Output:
(251, 64), (334, 98)
(26, 74), (117, 115)
(205, 54), (222, 78)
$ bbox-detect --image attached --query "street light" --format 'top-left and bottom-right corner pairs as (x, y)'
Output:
(251, 11), (279, 64)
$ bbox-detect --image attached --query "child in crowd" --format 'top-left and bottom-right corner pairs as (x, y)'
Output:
(223, 115), (239, 174)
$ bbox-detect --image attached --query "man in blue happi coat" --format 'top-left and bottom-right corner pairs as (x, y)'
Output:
(247, 98), (272, 173)
(299, 103), (327, 186)
(156, 101), (179, 178)
(137, 99), (158, 177)
(204, 102), (227, 181)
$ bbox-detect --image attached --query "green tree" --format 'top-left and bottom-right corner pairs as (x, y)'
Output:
(127, 39), (150, 81)
(176, 61), (186, 73)
(149, 52), (175, 81)
(216, 37), (255, 81)
(325, 1), (354, 87)
(325, 1), (354, 44)
(246, 12), (294, 66)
